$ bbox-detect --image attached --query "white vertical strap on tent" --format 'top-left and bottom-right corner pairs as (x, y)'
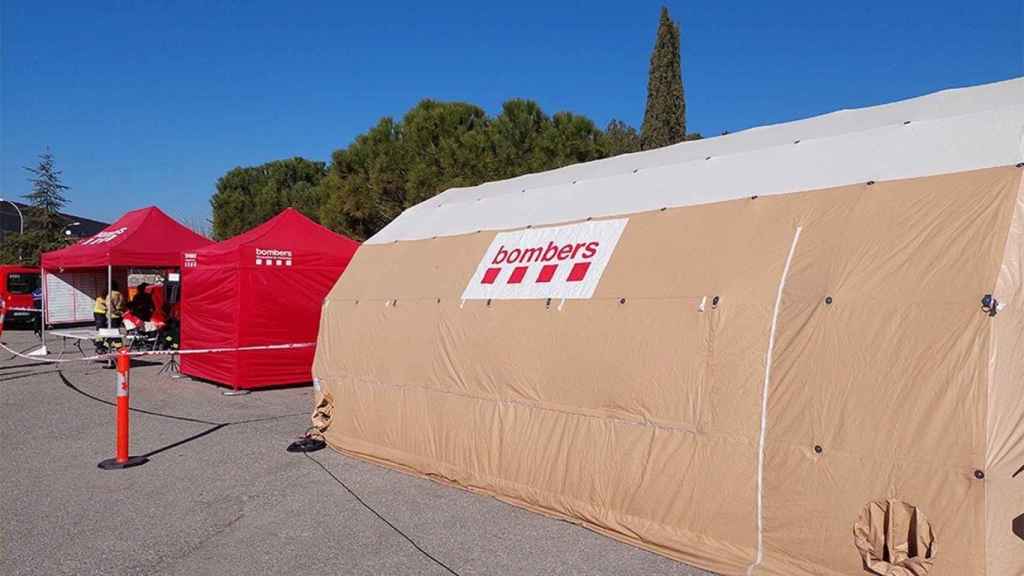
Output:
(747, 226), (802, 576)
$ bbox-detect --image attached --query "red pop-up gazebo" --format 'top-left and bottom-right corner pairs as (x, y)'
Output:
(41, 206), (212, 326)
(180, 208), (359, 390)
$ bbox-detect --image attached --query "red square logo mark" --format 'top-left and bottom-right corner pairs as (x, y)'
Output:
(507, 266), (528, 284)
(482, 268), (501, 284)
(536, 264), (558, 283)
(567, 261), (591, 282)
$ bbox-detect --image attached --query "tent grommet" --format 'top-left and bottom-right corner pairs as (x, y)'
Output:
(974, 469), (985, 480)
(866, 180), (876, 186)
(711, 296), (720, 308)
(825, 296), (833, 305)
(814, 445), (823, 454)
(618, 298), (626, 305)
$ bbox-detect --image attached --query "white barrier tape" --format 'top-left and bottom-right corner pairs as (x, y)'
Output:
(0, 341), (315, 364)
(1, 342), (78, 363)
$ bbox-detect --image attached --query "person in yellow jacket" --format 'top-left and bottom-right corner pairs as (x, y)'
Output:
(94, 288), (108, 330)
(107, 281), (125, 328)
(94, 288), (109, 354)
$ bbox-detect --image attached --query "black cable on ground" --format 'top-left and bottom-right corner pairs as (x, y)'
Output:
(51, 362), (457, 574)
(58, 369), (223, 425)
(303, 451), (461, 576)
(57, 369), (307, 426)
(0, 361), (53, 372)
(0, 368), (68, 383)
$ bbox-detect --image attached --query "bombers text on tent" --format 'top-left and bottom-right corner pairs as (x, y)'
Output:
(255, 248), (293, 266)
(485, 240), (600, 285)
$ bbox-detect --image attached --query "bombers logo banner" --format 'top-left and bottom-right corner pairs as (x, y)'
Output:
(462, 218), (627, 300)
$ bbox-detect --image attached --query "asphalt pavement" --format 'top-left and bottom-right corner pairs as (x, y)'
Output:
(0, 327), (713, 576)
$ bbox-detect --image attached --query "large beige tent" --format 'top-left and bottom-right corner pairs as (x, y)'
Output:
(313, 77), (1024, 575)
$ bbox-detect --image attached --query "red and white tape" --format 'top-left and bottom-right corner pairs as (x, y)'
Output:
(0, 340), (315, 364)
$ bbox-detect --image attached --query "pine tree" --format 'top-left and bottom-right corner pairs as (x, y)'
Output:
(640, 7), (686, 150)
(0, 149), (72, 265)
(602, 119), (642, 157)
(23, 149), (70, 235)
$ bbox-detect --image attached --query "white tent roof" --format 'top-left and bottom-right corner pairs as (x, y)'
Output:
(369, 77), (1024, 244)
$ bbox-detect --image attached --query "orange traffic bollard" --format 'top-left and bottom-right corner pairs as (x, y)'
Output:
(98, 348), (148, 470)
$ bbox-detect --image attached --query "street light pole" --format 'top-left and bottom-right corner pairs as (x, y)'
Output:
(1, 198), (25, 262)
(1, 198), (25, 234)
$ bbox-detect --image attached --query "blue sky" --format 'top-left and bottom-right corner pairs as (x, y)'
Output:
(2, 1), (1021, 227)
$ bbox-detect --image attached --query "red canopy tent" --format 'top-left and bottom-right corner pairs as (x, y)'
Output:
(180, 208), (359, 390)
(40, 206), (212, 327)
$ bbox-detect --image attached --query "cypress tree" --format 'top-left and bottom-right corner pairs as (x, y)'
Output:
(640, 7), (686, 150)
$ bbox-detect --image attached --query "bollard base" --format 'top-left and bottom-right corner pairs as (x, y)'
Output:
(98, 456), (149, 470)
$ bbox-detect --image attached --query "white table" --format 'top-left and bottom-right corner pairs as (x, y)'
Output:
(50, 329), (136, 359)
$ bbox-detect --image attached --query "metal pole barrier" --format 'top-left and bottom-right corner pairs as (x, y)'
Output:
(98, 348), (148, 470)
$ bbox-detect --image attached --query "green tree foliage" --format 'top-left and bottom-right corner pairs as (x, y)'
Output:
(214, 99), (659, 242)
(1, 150), (73, 265)
(640, 7), (686, 150)
(602, 119), (642, 157)
(24, 149), (69, 236)
(210, 157), (326, 240)
(317, 99), (621, 240)
(319, 117), (405, 240)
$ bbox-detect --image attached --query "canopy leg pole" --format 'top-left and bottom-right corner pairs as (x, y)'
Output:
(107, 265), (112, 330)
(28, 267), (49, 357)
(40, 267), (46, 344)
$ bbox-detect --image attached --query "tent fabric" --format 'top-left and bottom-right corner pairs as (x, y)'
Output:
(41, 206), (212, 269)
(181, 209), (359, 390)
(313, 78), (1024, 576)
(369, 77), (1024, 244)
